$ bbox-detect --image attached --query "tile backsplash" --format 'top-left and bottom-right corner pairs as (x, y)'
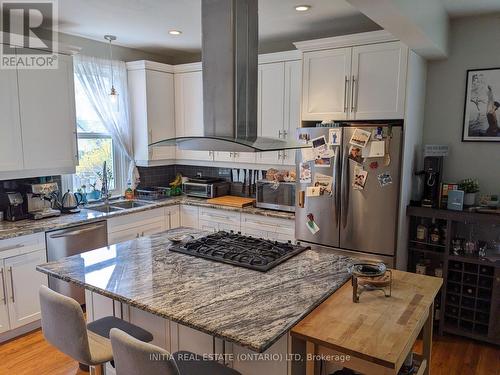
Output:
(137, 165), (232, 188)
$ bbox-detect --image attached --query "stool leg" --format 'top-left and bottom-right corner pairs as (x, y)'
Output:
(90, 364), (105, 375)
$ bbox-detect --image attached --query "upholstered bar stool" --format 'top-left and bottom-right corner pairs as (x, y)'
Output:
(39, 285), (153, 374)
(110, 328), (242, 375)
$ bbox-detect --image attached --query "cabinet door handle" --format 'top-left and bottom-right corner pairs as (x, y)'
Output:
(8, 267), (14, 303)
(141, 232), (145, 237)
(351, 75), (357, 112)
(0, 269), (6, 305)
(283, 130), (288, 138)
(277, 151), (282, 160)
(344, 76), (349, 113)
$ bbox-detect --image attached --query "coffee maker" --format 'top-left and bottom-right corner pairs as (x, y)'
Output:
(21, 182), (61, 220)
(416, 156), (444, 208)
(0, 192), (28, 221)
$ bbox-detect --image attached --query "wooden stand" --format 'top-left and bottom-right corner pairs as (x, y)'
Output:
(292, 270), (442, 375)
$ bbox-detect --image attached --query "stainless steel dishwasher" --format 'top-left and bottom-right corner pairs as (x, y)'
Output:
(45, 221), (107, 304)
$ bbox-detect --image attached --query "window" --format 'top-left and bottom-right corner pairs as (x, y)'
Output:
(67, 78), (125, 196)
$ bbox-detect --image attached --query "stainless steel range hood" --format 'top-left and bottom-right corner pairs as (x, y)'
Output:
(150, 0), (306, 152)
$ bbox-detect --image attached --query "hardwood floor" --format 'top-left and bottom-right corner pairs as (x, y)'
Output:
(0, 329), (498, 375)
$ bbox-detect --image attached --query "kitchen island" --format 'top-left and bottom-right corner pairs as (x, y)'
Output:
(37, 227), (352, 374)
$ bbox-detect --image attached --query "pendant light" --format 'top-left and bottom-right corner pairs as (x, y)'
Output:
(104, 34), (118, 104)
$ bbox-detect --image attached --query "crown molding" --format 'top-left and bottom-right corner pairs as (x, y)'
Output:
(293, 30), (397, 52)
(125, 60), (175, 73)
(173, 62), (203, 73)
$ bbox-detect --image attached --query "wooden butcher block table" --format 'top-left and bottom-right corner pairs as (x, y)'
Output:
(291, 270), (443, 375)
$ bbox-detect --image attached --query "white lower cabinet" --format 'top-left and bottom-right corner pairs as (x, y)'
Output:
(107, 207), (167, 244)
(0, 233), (48, 338)
(180, 205), (200, 229)
(199, 207), (241, 233)
(241, 214), (295, 242)
(165, 205), (180, 229)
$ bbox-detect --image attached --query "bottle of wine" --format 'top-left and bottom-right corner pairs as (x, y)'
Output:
(416, 219), (428, 242)
(429, 218), (440, 244)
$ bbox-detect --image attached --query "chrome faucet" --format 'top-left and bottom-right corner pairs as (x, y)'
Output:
(101, 161), (110, 203)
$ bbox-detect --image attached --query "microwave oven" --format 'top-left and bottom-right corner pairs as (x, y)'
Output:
(256, 180), (296, 212)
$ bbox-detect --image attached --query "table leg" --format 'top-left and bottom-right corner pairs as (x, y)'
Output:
(422, 302), (434, 375)
(306, 341), (316, 375)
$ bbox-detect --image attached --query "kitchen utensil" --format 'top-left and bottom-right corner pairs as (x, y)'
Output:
(61, 190), (84, 213)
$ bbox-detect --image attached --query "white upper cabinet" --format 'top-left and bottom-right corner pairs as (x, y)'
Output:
(0, 69), (23, 172)
(174, 69), (213, 161)
(298, 33), (408, 121)
(257, 57), (301, 166)
(301, 48), (352, 121)
(127, 61), (176, 166)
(351, 42), (407, 120)
(17, 52), (77, 171)
(257, 61), (285, 165)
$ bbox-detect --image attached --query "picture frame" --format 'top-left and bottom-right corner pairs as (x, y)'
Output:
(462, 67), (500, 142)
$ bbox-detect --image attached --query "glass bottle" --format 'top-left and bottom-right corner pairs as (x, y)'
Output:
(124, 181), (134, 200)
(416, 218), (428, 242)
(429, 218), (440, 244)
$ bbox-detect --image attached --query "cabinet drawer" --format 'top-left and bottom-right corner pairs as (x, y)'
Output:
(0, 233), (46, 259)
(199, 207), (241, 226)
(107, 208), (165, 232)
(241, 213), (294, 237)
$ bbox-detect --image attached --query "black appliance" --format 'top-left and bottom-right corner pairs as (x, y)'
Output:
(417, 156), (443, 208)
(169, 231), (310, 272)
(1, 192), (28, 221)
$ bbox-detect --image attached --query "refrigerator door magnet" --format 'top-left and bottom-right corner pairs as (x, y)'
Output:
(377, 172), (393, 187)
(353, 165), (368, 190)
(313, 173), (333, 196)
(301, 147), (315, 162)
(306, 214), (320, 235)
(299, 162), (312, 183)
(306, 186), (321, 197)
(329, 128), (342, 146)
(312, 135), (335, 159)
(349, 128), (371, 148)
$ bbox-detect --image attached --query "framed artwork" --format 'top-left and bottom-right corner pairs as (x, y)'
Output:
(462, 67), (500, 142)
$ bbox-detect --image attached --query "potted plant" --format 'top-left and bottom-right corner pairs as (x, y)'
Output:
(459, 178), (479, 206)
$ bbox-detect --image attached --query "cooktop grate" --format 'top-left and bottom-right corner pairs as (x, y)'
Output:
(169, 231), (309, 272)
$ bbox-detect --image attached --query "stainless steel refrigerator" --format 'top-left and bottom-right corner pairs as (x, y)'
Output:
(295, 123), (402, 262)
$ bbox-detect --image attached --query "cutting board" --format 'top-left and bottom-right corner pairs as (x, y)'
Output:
(207, 195), (256, 208)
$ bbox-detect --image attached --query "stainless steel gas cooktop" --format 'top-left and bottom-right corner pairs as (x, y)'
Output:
(169, 231), (310, 272)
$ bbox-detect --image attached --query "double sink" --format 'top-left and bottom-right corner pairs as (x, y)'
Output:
(86, 200), (153, 214)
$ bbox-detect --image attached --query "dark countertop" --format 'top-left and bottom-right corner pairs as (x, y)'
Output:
(37, 227), (352, 352)
(0, 196), (295, 240)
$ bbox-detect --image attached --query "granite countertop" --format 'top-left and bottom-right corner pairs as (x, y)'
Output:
(0, 196), (295, 240)
(37, 227), (352, 352)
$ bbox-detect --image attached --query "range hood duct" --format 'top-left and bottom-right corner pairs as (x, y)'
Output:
(150, 0), (306, 152)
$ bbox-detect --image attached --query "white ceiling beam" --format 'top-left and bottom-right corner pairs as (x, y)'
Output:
(346, 0), (449, 59)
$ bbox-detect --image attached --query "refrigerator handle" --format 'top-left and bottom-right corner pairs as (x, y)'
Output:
(341, 143), (349, 229)
(334, 147), (341, 223)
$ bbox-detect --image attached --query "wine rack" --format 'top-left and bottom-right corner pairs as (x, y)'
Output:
(407, 206), (500, 345)
(444, 260), (492, 338)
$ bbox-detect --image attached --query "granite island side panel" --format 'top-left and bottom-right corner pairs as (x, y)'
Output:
(36, 227), (352, 352)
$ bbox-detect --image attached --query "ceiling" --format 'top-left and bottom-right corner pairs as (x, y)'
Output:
(443, 0), (500, 17)
(56, 0), (380, 59)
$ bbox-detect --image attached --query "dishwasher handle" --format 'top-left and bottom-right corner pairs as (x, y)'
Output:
(48, 223), (106, 239)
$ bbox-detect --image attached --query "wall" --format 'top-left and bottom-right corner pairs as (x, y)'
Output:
(423, 15), (500, 194)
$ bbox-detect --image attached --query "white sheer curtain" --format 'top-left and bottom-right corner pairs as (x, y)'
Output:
(73, 54), (137, 188)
